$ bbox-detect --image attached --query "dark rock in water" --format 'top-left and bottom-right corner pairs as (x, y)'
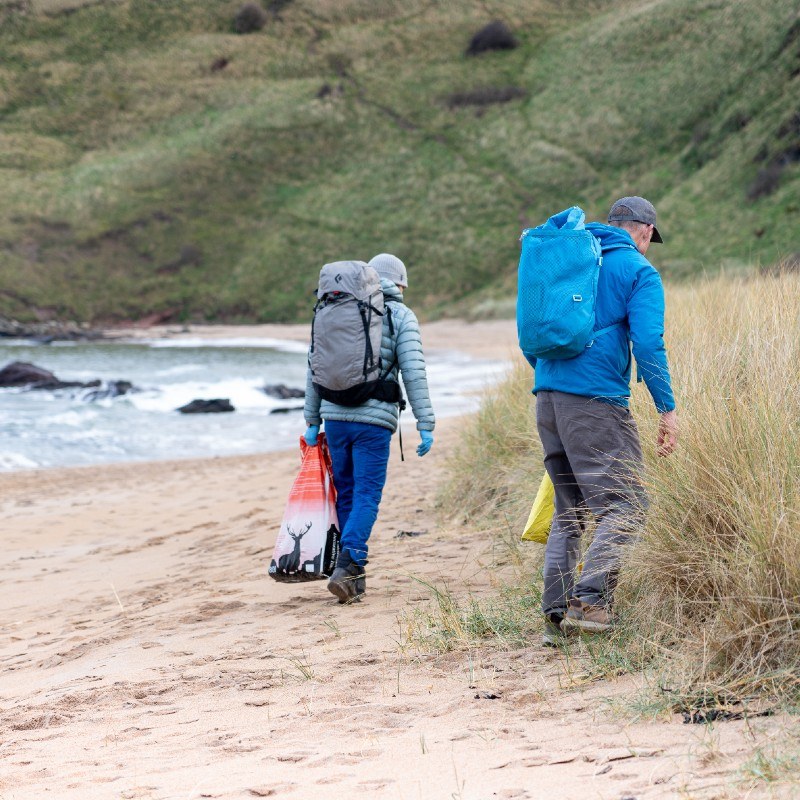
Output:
(263, 383), (305, 399)
(81, 381), (135, 402)
(0, 361), (85, 390)
(269, 406), (302, 414)
(0, 361), (59, 387)
(178, 398), (235, 414)
(0, 361), (137, 398)
(466, 21), (518, 56)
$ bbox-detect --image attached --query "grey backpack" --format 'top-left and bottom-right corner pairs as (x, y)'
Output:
(310, 261), (401, 407)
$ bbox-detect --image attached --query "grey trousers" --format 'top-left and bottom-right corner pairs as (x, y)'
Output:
(536, 390), (647, 616)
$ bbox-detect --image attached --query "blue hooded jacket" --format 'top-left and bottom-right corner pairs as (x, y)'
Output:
(529, 219), (675, 413)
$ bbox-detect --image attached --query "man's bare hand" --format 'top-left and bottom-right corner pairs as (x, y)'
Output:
(657, 410), (678, 456)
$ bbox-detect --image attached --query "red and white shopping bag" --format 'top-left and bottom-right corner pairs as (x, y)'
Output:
(269, 434), (340, 582)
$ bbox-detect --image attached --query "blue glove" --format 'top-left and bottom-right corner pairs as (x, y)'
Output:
(417, 430), (434, 457)
(304, 425), (320, 446)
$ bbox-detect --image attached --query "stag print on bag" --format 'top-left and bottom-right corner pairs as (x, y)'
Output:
(269, 435), (341, 582)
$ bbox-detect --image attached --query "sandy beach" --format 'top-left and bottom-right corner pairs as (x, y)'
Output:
(0, 319), (791, 799)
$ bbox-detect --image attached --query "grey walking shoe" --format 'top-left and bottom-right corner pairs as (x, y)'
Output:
(327, 562), (366, 604)
(560, 597), (613, 633)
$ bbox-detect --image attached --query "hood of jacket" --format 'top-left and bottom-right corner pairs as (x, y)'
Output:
(585, 221), (639, 254)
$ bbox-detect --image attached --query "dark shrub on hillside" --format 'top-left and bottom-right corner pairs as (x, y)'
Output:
(267, 0), (292, 14)
(445, 86), (527, 108)
(316, 83), (344, 100)
(233, 2), (268, 34)
(746, 163), (784, 200)
(466, 21), (517, 56)
(747, 113), (800, 200)
(777, 111), (800, 142)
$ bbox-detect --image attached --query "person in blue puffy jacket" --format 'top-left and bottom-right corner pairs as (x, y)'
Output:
(304, 253), (435, 604)
(529, 196), (678, 643)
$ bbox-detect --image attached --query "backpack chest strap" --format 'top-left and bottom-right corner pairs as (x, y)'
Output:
(587, 322), (624, 344)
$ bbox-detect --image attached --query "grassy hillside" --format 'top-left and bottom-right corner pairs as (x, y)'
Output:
(0, 0), (798, 323)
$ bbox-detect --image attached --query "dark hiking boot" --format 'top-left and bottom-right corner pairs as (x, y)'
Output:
(542, 615), (564, 647)
(327, 561), (366, 604)
(560, 597), (612, 633)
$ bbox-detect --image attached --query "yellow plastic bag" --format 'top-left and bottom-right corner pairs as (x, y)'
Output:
(521, 472), (554, 544)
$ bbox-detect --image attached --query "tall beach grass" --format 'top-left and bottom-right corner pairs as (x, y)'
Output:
(430, 272), (800, 704)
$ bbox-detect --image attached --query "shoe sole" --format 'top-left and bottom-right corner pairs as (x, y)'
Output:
(327, 579), (364, 605)
(560, 617), (612, 633)
(327, 579), (353, 604)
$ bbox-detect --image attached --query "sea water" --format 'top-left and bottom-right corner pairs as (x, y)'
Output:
(0, 337), (508, 471)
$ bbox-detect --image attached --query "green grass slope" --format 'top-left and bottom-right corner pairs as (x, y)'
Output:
(0, 0), (798, 323)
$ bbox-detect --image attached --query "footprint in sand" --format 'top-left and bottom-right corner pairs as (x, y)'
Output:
(357, 778), (394, 790)
(179, 600), (246, 624)
(314, 775), (350, 785)
(248, 789), (285, 797)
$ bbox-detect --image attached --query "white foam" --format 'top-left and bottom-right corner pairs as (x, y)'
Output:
(152, 363), (206, 377)
(142, 337), (308, 354)
(128, 378), (299, 414)
(0, 451), (39, 470)
(48, 409), (100, 426)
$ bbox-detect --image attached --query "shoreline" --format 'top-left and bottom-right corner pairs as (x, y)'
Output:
(0, 318), (519, 475)
(102, 317), (520, 362)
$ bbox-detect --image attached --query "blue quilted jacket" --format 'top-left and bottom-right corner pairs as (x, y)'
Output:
(304, 279), (435, 433)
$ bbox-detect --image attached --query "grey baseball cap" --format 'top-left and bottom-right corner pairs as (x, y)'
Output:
(608, 196), (663, 243)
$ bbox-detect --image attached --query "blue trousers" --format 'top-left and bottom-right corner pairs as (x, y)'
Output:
(324, 420), (392, 567)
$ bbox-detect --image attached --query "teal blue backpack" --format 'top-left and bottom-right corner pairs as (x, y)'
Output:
(517, 206), (618, 360)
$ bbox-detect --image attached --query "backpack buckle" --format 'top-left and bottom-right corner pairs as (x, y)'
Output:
(573, 294), (582, 302)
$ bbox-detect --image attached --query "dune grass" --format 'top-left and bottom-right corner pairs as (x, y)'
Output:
(618, 271), (800, 703)
(413, 271), (800, 711)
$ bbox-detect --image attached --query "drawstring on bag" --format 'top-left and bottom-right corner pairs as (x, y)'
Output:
(397, 397), (407, 462)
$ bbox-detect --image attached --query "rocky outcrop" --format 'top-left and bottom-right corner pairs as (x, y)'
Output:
(263, 383), (305, 399)
(0, 361), (136, 397)
(177, 399), (235, 414)
(0, 361), (88, 390)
